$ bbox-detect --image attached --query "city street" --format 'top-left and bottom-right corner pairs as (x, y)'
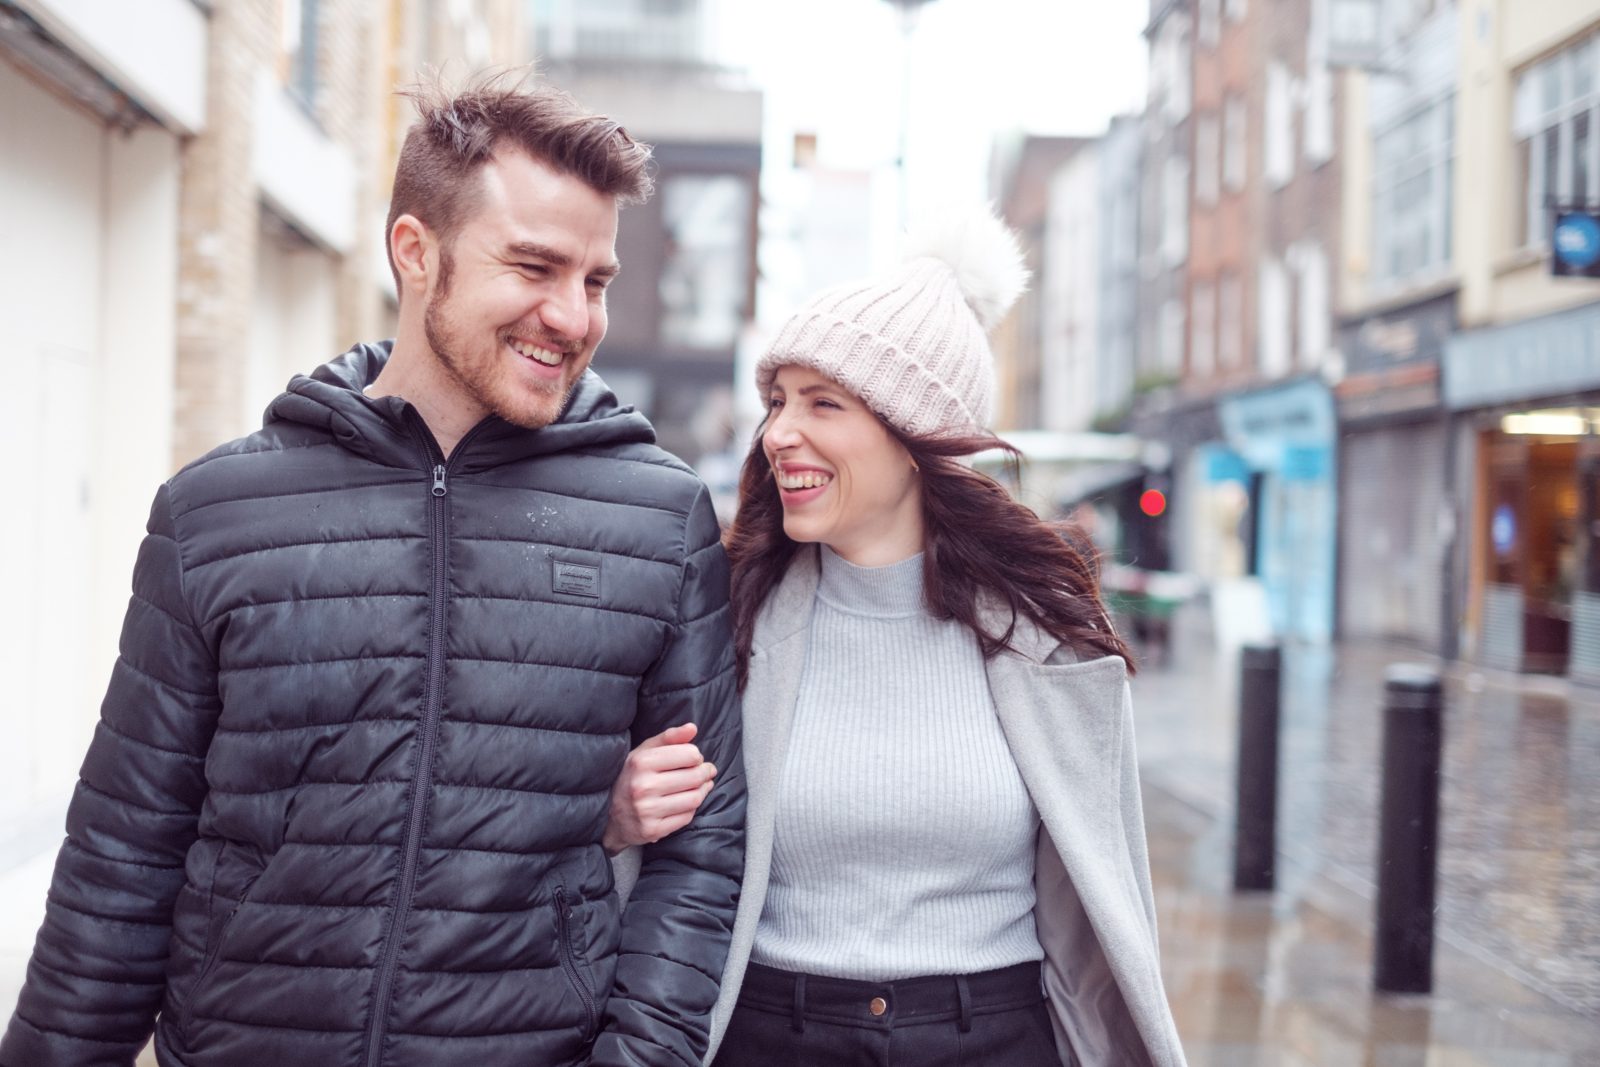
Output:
(1135, 604), (1600, 1064)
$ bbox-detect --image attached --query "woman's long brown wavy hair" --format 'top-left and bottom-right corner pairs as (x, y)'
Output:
(723, 422), (1136, 689)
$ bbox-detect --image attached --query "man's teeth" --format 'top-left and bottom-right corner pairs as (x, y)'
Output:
(778, 471), (832, 490)
(510, 339), (563, 366)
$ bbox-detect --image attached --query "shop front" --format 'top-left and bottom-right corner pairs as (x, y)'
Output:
(1334, 291), (1455, 650)
(1444, 298), (1600, 679)
(1219, 378), (1339, 644)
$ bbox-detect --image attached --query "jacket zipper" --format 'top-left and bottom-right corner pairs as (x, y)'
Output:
(363, 423), (472, 1067)
(553, 886), (599, 1039)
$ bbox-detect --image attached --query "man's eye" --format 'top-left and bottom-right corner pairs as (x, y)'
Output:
(517, 263), (548, 276)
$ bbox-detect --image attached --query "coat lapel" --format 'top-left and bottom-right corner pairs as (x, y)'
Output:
(703, 548), (820, 1059)
(982, 608), (1175, 1066)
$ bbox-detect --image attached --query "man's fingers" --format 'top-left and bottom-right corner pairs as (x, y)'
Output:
(636, 722), (698, 750)
(630, 742), (706, 773)
(633, 765), (716, 798)
(642, 780), (716, 820)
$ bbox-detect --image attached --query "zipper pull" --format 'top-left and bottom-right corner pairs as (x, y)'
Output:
(431, 465), (448, 497)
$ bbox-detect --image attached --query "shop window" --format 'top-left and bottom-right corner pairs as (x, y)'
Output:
(1265, 62), (1294, 189)
(1304, 62), (1334, 165)
(1258, 256), (1290, 377)
(1196, 113), (1220, 206)
(1294, 242), (1330, 367)
(1372, 95), (1454, 289)
(1218, 271), (1243, 368)
(1191, 280), (1216, 377)
(1198, 0), (1220, 47)
(283, 0), (320, 109)
(1162, 156), (1190, 267)
(1224, 94), (1247, 193)
(659, 174), (752, 351)
(1159, 298), (1186, 375)
(1514, 32), (1600, 249)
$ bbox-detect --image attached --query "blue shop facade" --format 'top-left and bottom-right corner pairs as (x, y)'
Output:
(1218, 378), (1339, 644)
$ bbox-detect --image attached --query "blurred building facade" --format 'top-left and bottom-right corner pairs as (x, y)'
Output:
(991, 134), (1087, 432)
(0, 0), (525, 868)
(995, 0), (1355, 642)
(1335, 0), (1458, 651)
(994, 0), (1600, 678)
(1442, 0), (1600, 679)
(530, 0), (762, 466)
(1211, 0), (1341, 644)
(0, 0), (203, 861)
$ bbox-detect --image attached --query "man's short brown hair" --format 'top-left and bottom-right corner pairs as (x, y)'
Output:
(385, 72), (654, 291)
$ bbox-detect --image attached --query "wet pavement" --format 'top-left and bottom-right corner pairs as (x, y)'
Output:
(1133, 603), (1600, 1063)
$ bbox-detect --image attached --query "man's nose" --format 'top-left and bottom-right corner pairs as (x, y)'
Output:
(538, 281), (586, 341)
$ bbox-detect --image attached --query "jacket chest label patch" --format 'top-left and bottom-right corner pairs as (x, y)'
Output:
(553, 560), (601, 599)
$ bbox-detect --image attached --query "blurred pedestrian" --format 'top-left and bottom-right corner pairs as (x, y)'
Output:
(0, 75), (744, 1067)
(704, 208), (1187, 1066)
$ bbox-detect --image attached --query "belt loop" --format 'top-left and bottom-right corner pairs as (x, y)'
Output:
(791, 973), (807, 1033)
(955, 975), (973, 1033)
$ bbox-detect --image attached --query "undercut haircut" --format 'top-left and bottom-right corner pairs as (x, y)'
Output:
(385, 71), (654, 291)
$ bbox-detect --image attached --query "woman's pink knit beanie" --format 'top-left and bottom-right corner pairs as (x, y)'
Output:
(755, 206), (1029, 437)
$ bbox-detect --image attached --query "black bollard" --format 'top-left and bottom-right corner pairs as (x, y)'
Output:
(1373, 664), (1444, 994)
(1233, 644), (1281, 892)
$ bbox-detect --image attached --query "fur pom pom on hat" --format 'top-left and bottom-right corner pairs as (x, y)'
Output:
(755, 205), (1028, 437)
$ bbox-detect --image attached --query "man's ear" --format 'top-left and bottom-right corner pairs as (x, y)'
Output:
(390, 214), (435, 297)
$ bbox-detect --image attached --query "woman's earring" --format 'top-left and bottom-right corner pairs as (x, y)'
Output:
(910, 459), (920, 473)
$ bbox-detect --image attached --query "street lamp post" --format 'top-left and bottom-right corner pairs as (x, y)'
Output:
(879, 0), (939, 227)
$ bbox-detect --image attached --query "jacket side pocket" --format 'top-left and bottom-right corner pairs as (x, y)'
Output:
(180, 846), (247, 1039)
(553, 884), (599, 1041)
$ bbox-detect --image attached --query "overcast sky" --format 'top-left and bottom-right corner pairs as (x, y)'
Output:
(712, 0), (1149, 220)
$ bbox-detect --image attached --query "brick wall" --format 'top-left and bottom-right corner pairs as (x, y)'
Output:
(172, 0), (276, 470)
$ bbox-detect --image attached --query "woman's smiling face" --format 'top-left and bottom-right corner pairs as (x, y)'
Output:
(761, 364), (924, 566)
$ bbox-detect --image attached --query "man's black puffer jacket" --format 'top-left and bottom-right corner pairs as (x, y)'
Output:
(0, 343), (745, 1067)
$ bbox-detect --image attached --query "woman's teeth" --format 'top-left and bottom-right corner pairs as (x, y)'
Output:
(778, 471), (832, 490)
(510, 339), (562, 366)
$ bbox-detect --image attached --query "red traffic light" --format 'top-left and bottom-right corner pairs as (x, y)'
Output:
(1139, 488), (1167, 517)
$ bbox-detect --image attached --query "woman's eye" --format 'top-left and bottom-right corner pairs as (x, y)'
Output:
(815, 398), (840, 411)
(767, 397), (785, 412)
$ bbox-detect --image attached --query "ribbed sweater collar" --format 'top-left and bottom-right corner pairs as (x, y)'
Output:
(816, 545), (927, 618)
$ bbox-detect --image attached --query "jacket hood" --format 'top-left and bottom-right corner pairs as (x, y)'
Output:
(265, 340), (656, 471)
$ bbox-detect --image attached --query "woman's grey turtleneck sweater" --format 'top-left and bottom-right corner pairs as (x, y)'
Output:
(749, 546), (1043, 980)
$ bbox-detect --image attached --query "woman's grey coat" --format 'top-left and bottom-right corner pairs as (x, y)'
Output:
(659, 547), (1188, 1066)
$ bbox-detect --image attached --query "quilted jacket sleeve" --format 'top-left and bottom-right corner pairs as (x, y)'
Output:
(0, 483), (220, 1067)
(589, 487), (746, 1067)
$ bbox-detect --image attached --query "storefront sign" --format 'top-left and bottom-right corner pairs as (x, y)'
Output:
(1340, 291), (1456, 374)
(1282, 445), (1330, 482)
(1335, 361), (1441, 422)
(1444, 298), (1600, 410)
(1204, 447), (1251, 485)
(1219, 378), (1337, 472)
(1553, 210), (1600, 278)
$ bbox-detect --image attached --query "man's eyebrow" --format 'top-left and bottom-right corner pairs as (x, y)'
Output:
(505, 242), (620, 278)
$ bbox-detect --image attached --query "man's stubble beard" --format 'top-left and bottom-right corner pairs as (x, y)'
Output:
(422, 261), (578, 432)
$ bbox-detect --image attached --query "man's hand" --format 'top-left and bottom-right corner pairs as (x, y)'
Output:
(602, 723), (718, 855)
